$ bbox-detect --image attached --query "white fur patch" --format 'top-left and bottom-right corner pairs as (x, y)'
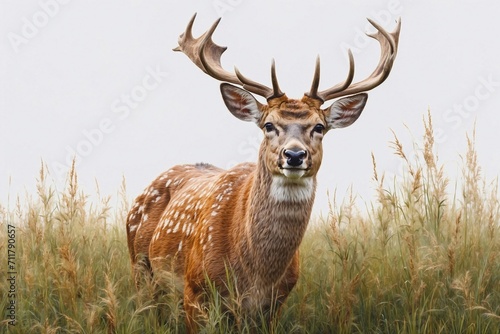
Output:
(282, 169), (306, 179)
(270, 176), (315, 202)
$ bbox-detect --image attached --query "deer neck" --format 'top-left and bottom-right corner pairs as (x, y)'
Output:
(240, 154), (316, 285)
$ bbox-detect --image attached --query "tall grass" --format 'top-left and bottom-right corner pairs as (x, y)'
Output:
(1, 114), (499, 333)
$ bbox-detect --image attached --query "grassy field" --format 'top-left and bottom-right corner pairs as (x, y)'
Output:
(1, 115), (499, 333)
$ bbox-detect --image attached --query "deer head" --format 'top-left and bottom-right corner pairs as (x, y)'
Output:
(174, 14), (400, 185)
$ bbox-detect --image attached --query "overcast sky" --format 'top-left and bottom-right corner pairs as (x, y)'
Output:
(2, 0), (500, 216)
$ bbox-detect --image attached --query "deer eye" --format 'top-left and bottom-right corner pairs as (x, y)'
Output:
(313, 124), (325, 134)
(264, 122), (276, 133)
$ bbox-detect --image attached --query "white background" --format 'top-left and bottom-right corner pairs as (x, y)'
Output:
(2, 0), (500, 216)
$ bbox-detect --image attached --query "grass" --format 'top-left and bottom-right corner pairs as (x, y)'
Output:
(1, 113), (499, 333)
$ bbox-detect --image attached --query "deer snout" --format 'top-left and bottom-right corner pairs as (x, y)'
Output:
(284, 149), (307, 167)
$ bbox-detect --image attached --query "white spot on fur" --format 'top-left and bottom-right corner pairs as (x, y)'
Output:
(178, 240), (183, 252)
(128, 224), (137, 232)
(173, 222), (180, 233)
(186, 224), (193, 236)
(158, 219), (165, 230)
(270, 176), (315, 202)
(160, 219), (168, 229)
(165, 179), (172, 187)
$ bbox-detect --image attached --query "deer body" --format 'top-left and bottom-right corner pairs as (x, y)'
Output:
(126, 14), (400, 332)
(149, 159), (313, 310)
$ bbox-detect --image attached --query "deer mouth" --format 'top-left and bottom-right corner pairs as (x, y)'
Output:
(279, 166), (308, 179)
(278, 158), (311, 179)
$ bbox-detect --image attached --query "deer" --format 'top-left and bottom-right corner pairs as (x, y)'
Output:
(126, 13), (400, 332)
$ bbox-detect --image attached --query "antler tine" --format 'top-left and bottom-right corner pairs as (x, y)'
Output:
(172, 13), (211, 72)
(174, 14), (284, 100)
(270, 59), (284, 99)
(308, 18), (401, 103)
(367, 18), (397, 53)
(172, 13), (195, 52)
(235, 59), (284, 99)
(182, 13), (196, 44)
(306, 52), (355, 102)
(199, 18), (238, 83)
(307, 56), (321, 101)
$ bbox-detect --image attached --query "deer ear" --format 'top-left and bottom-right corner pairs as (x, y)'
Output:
(324, 93), (368, 129)
(220, 83), (263, 124)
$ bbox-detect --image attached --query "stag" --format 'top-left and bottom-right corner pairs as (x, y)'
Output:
(126, 13), (400, 332)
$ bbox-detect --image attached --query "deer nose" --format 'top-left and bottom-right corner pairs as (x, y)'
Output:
(284, 149), (307, 167)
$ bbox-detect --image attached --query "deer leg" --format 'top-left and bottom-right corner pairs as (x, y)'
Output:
(265, 259), (300, 331)
(184, 282), (203, 333)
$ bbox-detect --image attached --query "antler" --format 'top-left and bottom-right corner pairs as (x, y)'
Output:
(306, 18), (401, 103)
(174, 13), (284, 101)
